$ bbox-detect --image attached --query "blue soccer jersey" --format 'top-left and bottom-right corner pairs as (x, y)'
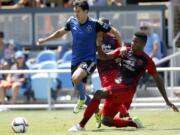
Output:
(65, 16), (111, 66)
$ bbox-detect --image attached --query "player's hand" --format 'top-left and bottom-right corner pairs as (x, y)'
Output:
(120, 46), (127, 57)
(37, 38), (46, 46)
(167, 102), (179, 112)
(96, 32), (103, 47)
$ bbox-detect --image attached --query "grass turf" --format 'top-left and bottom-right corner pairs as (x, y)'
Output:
(0, 109), (180, 135)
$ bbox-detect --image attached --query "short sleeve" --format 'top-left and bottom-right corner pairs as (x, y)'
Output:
(146, 57), (158, 76)
(64, 17), (72, 31)
(96, 21), (111, 33)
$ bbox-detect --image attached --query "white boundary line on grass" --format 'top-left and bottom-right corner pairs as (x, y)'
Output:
(0, 102), (180, 110)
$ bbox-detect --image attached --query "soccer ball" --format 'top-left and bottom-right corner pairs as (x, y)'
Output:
(11, 117), (28, 133)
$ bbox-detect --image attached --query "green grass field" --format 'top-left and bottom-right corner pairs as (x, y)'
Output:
(0, 109), (180, 135)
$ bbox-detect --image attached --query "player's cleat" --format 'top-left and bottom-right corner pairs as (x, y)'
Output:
(68, 124), (84, 132)
(132, 117), (144, 128)
(95, 109), (102, 128)
(73, 99), (85, 114)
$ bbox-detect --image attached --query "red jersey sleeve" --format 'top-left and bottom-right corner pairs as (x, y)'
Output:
(110, 48), (121, 58)
(109, 46), (131, 58)
(146, 57), (158, 76)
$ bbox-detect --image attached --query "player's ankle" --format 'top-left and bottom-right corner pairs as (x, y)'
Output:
(79, 123), (84, 128)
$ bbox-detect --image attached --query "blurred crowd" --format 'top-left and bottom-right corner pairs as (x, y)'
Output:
(0, 30), (72, 105)
(0, 0), (133, 9)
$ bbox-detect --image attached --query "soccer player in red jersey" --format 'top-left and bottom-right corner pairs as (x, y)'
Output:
(96, 31), (179, 128)
(69, 31), (179, 131)
(95, 18), (130, 128)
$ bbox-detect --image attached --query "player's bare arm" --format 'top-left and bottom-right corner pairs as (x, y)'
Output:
(152, 74), (179, 112)
(110, 26), (122, 45)
(37, 27), (69, 45)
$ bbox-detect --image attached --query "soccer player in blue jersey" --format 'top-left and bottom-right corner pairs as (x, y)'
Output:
(37, 0), (121, 114)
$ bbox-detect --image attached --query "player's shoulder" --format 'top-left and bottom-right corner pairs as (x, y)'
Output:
(96, 18), (104, 25)
(88, 17), (98, 25)
(142, 52), (154, 62)
(89, 17), (98, 22)
(141, 51), (149, 58)
(66, 16), (77, 23)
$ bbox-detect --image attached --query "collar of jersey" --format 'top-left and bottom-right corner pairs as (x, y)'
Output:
(79, 17), (89, 26)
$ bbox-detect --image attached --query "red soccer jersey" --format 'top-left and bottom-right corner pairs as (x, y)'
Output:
(97, 33), (121, 87)
(111, 47), (158, 88)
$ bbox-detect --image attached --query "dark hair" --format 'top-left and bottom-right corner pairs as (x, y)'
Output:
(134, 31), (147, 43)
(0, 31), (4, 38)
(73, 0), (89, 11)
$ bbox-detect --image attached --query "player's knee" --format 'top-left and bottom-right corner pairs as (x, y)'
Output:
(102, 117), (113, 127)
(72, 76), (80, 85)
(94, 90), (103, 99)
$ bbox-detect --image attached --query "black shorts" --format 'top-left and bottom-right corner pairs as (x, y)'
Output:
(71, 61), (96, 83)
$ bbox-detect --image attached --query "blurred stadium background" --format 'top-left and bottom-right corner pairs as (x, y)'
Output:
(0, 0), (180, 110)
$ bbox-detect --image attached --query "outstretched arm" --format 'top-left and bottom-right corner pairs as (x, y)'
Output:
(37, 27), (69, 45)
(152, 74), (179, 112)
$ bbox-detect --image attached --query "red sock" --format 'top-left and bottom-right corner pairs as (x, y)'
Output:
(79, 97), (100, 128)
(113, 117), (130, 127)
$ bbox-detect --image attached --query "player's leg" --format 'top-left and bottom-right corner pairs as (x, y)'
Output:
(80, 90), (107, 127)
(119, 88), (136, 118)
(102, 98), (141, 128)
(72, 61), (96, 113)
(113, 89), (144, 128)
(101, 96), (131, 128)
(110, 85), (133, 118)
(119, 104), (130, 118)
(68, 90), (107, 131)
(118, 91), (133, 118)
(102, 115), (143, 128)
(72, 65), (87, 96)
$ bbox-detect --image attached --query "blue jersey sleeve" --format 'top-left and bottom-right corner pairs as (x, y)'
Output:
(64, 17), (72, 31)
(96, 21), (111, 33)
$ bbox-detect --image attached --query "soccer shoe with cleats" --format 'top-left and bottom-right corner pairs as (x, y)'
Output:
(73, 99), (85, 114)
(68, 124), (84, 132)
(95, 109), (102, 128)
(132, 117), (144, 128)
